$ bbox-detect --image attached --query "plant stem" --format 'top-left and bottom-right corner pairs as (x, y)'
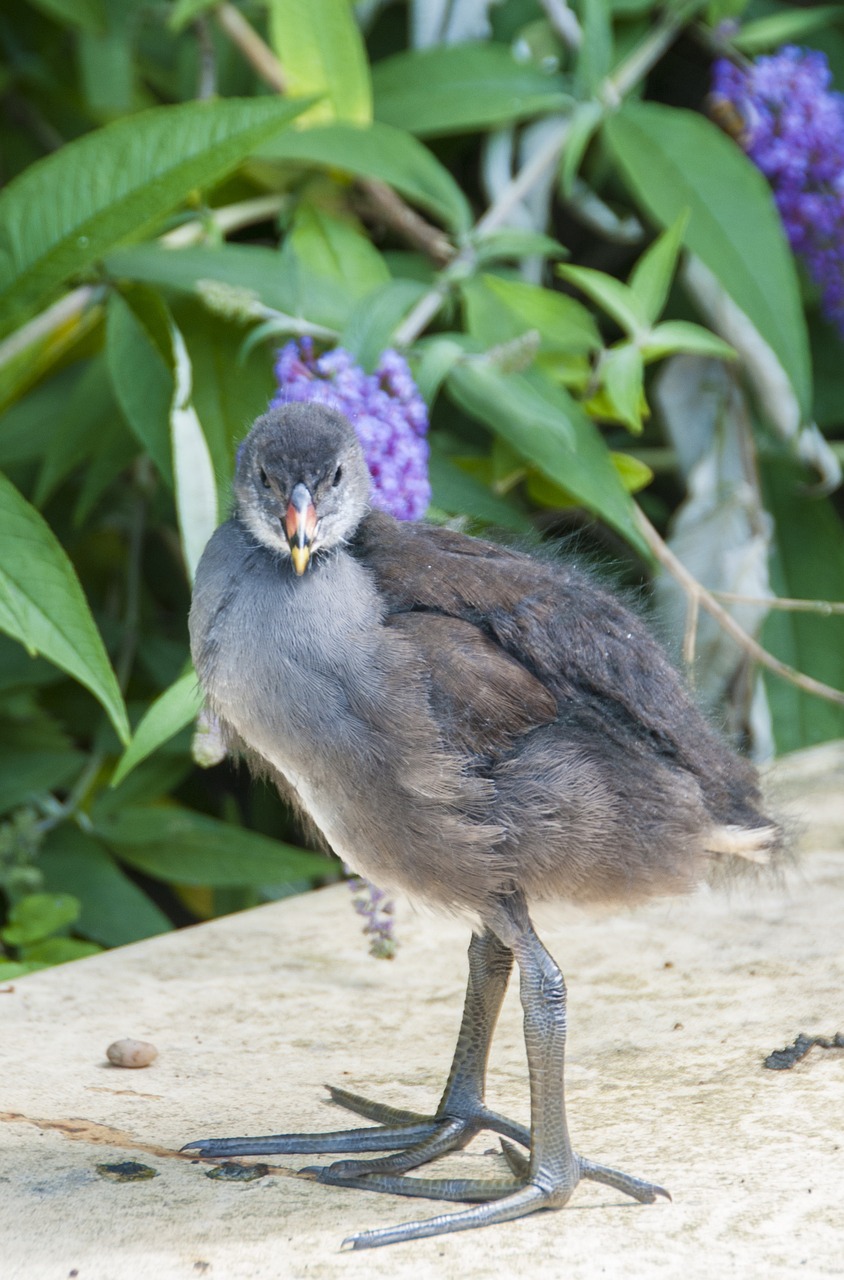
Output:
(713, 592), (844, 616)
(215, 2), (286, 92)
(637, 509), (844, 708)
(160, 195), (288, 247)
(0, 285), (103, 371)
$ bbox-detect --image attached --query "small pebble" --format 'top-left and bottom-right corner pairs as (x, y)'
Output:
(106, 1038), (158, 1069)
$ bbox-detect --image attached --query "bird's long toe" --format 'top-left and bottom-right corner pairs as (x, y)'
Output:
(341, 1180), (565, 1249)
(578, 1155), (671, 1203)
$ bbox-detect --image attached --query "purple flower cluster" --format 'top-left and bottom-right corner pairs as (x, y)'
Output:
(348, 875), (398, 960)
(712, 47), (844, 334)
(272, 338), (431, 521)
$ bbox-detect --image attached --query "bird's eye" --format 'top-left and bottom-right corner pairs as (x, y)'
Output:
(332, 466), (343, 488)
(259, 467), (271, 489)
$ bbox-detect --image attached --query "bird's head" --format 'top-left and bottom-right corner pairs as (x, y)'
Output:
(233, 403), (372, 574)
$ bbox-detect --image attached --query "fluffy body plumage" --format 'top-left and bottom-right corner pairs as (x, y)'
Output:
(186, 403), (780, 1249)
(191, 405), (776, 916)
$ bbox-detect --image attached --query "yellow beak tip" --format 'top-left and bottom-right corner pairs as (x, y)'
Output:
(290, 545), (311, 575)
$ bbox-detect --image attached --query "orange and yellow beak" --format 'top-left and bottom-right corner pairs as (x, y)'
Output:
(284, 482), (318, 575)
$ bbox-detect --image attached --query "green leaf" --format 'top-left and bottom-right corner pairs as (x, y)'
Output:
(106, 288), (174, 484)
(413, 335), (465, 405)
(628, 213), (688, 326)
(40, 826), (172, 947)
(169, 0), (218, 32)
(465, 275), (601, 355)
(20, 937), (101, 965)
(0, 748), (84, 816)
(732, 6), (844, 55)
(2, 893), (80, 946)
(761, 458), (844, 752)
(0, 96), (310, 336)
(472, 229), (568, 265)
(0, 473), (130, 743)
(285, 204), (390, 329)
(340, 279), (427, 371)
(604, 101), (811, 417)
(93, 805), (333, 887)
(610, 450), (654, 493)
(600, 343), (645, 433)
(268, 0), (372, 125)
(642, 320), (736, 362)
(26, 0), (105, 33)
(428, 446), (530, 532)
(78, 16), (134, 119)
(373, 43), (571, 137)
(0, 365), (84, 468)
(95, 752), (194, 819)
(260, 120), (471, 234)
(556, 263), (646, 336)
(111, 671), (203, 788)
(560, 100), (603, 196)
(106, 244), (300, 314)
(446, 360), (646, 554)
(575, 0), (614, 95)
(34, 357), (120, 508)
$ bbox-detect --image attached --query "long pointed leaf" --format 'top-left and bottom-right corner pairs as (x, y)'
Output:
(446, 362), (646, 555)
(604, 102), (811, 417)
(267, 0), (372, 125)
(373, 43), (571, 137)
(111, 670), (204, 789)
(94, 806), (332, 887)
(0, 96), (310, 337)
(259, 120), (471, 233)
(0, 472), (130, 742)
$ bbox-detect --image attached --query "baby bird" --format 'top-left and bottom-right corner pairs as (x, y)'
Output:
(185, 403), (780, 1249)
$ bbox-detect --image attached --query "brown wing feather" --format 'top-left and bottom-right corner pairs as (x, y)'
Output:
(352, 511), (773, 837)
(387, 612), (556, 759)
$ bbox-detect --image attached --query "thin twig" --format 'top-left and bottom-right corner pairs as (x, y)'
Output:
(353, 178), (453, 266)
(637, 509), (844, 708)
(682, 591), (700, 674)
(215, 2), (286, 92)
(160, 195), (287, 247)
(540, 0), (582, 49)
(713, 592), (844, 615)
(0, 285), (103, 371)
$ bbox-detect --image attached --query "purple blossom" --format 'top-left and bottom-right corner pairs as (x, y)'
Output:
(711, 46), (844, 335)
(272, 338), (431, 521)
(347, 875), (398, 960)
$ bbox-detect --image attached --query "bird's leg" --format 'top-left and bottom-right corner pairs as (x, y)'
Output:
(339, 893), (669, 1250)
(181, 928), (522, 1164)
(309, 926), (525, 1181)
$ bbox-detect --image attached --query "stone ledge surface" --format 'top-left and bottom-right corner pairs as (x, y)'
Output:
(1, 744), (843, 1280)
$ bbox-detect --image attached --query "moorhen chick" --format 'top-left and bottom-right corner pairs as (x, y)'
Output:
(185, 403), (780, 1249)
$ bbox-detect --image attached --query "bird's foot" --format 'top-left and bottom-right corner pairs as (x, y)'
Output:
(181, 1082), (669, 1250)
(337, 1143), (669, 1249)
(180, 1082), (527, 1162)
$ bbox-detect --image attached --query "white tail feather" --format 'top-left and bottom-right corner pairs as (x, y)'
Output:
(707, 824), (779, 865)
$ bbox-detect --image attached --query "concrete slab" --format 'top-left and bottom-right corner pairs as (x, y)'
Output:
(2, 744), (843, 1280)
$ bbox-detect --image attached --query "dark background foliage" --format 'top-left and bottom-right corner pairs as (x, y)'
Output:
(1, 0), (842, 976)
